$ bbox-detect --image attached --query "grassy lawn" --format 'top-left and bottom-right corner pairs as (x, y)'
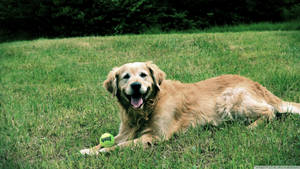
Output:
(0, 28), (300, 168)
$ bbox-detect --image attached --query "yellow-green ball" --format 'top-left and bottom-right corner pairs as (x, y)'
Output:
(100, 133), (114, 148)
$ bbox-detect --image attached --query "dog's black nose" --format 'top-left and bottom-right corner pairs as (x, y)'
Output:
(131, 82), (141, 91)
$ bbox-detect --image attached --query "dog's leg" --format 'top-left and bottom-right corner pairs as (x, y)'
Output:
(80, 133), (131, 155)
(79, 133), (130, 155)
(114, 132), (134, 144)
(247, 108), (275, 129)
(99, 134), (157, 153)
(247, 117), (262, 129)
(80, 133), (132, 155)
(114, 124), (137, 144)
(80, 144), (102, 155)
(219, 88), (276, 129)
(247, 117), (266, 129)
(80, 126), (136, 155)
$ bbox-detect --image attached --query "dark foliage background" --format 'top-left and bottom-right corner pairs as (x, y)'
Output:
(0, 0), (299, 37)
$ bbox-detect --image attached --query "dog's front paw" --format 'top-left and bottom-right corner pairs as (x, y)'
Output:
(99, 148), (109, 153)
(80, 148), (99, 155)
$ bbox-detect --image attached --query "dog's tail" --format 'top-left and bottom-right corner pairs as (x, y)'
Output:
(254, 82), (300, 115)
(276, 101), (300, 115)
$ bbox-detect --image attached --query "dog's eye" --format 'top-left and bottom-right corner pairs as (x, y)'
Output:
(140, 72), (147, 78)
(123, 74), (130, 79)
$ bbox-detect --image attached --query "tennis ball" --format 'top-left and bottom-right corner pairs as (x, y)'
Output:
(100, 133), (114, 148)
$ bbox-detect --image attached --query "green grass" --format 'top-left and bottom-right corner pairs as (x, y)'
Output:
(202, 20), (300, 33)
(145, 20), (300, 34)
(1, 28), (300, 168)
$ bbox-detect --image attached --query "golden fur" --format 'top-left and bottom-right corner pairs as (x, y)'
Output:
(80, 61), (300, 155)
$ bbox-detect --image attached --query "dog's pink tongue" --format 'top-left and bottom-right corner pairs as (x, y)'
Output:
(131, 97), (143, 108)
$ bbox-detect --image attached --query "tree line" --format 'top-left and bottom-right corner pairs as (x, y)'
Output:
(0, 0), (299, 37)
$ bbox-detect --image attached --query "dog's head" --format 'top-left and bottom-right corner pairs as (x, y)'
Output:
(103, 61), (165, 109)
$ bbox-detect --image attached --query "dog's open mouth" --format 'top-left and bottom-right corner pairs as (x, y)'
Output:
(130, 94), (144, 109)
(126, 89), (149, 109)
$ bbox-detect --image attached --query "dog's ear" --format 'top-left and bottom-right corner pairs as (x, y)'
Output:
(146, 61), (166, 90)
(103, 67), (119, 96)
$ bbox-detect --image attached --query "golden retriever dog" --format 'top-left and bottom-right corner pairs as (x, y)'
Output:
(80, 61), (300, 155)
